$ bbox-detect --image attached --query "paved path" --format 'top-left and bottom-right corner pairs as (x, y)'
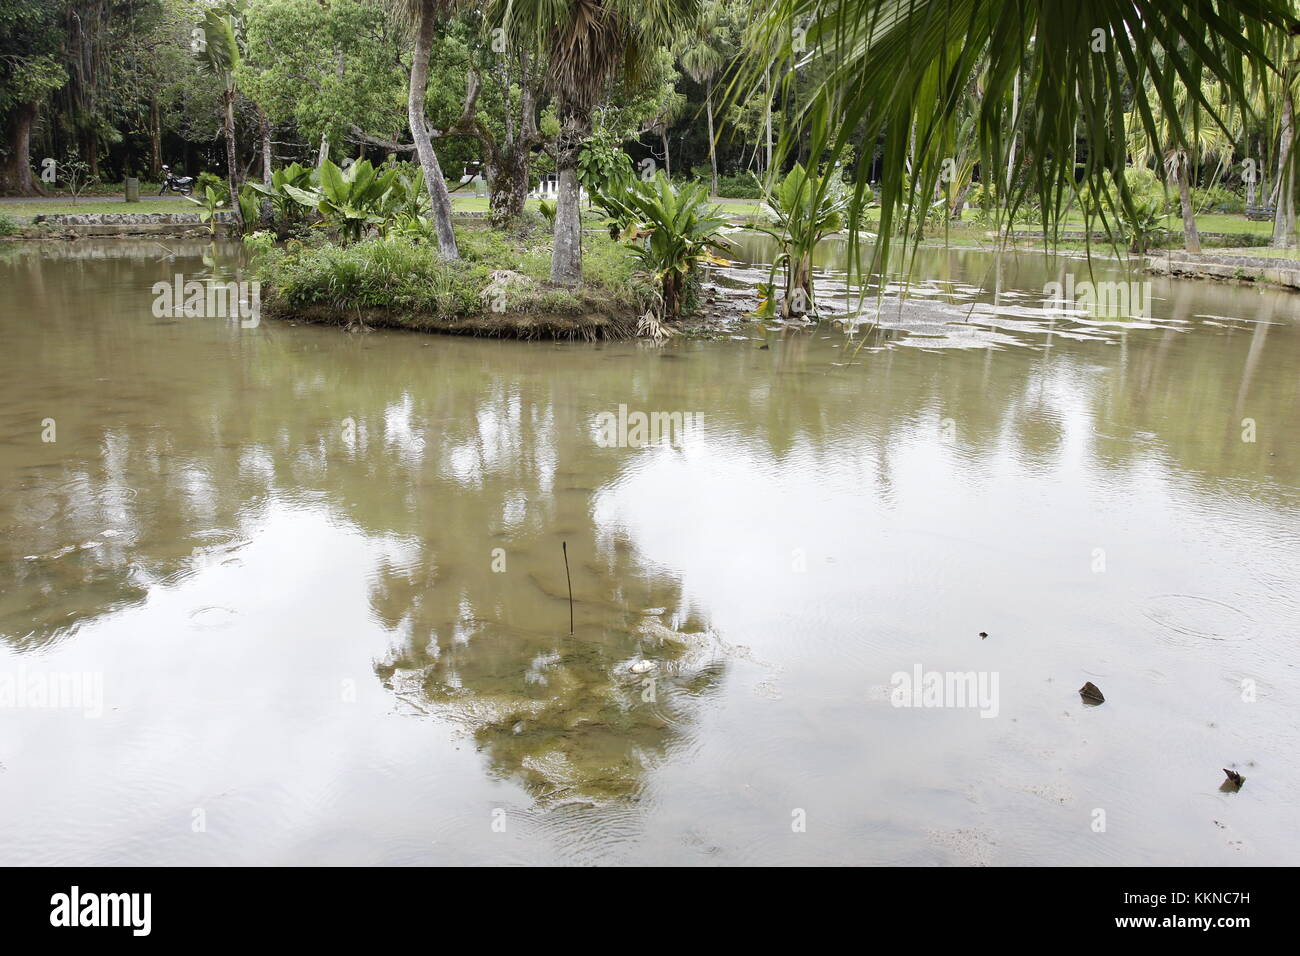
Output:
(0, 193), (175, 203)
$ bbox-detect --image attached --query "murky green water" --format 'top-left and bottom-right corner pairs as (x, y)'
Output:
(1, 238), (1297, 865)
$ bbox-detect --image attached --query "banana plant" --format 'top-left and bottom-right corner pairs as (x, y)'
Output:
(749, 163), (850, 320)
(283, 158), (399, 242)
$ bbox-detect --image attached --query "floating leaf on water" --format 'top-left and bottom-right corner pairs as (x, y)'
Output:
(1079, 681), (1105, 704)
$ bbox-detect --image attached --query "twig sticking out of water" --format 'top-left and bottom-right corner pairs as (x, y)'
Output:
(562, 540), (573, 635)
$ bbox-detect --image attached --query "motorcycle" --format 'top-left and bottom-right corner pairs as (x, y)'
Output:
(159, 166), (195, 196)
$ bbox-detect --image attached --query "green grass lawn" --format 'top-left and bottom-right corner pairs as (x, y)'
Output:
(448, 195), (551, 212)
(0, 191), (1278, 249)
(2, 197), (197, 218)
(1179, 213), (1273, 235)
(1040, 210), (1272, 235)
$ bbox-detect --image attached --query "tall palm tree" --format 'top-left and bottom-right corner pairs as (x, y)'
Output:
(396, 0), (460, 259)
(743, 0), (1297, 272)
(194, 1), (247, 231)
(1127, 81), (1235, 254)
(678, 1), (728, 195)
(492, 0), (700, 286)
(1263, 32), (1300, 246)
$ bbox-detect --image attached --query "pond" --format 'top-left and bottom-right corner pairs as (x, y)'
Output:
(0, 237), (1296, 865)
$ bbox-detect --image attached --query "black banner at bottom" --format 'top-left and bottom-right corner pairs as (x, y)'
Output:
(0, 865), (1283, 940)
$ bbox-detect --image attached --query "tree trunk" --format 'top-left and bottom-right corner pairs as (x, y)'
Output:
(551, 112), (587, 286)
(1, 102), (42, 195)
(1273, 89), (1295, 248)
(86, 132), (100, 179)
(259, 109), (272, 185)
(408, 0), (458, 259)
(1006, 73), (1021, 196)
(224, 87), (243, 231)
(489, 145), (529, 227)
(785, 253), (812, 318)
(660, 127), (671, 178)
(764, 66), (773, 177)
(705, 82), (718, 196)
(149, 96), (161, 178)
(950, 178), (974, 219)
(258, 105), (273, 225)
(1175, 153), (1201, 254)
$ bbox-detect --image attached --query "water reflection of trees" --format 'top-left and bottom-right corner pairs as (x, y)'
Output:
(2, 240), (1296, 797)
(1, 246), (730, 800)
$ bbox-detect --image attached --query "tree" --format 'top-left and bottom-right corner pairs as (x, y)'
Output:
(241, 0), (409, 161)
(402, 0), (460, 259)
(194, 0), (248, 230)
(1127, 80), (1234, 255)
(429, 14), (548, 228)
(677, 1), (727, 194)
(1264, 34), (1300, 247)
(0, 0), (67, 195)
(493, 0), (701, 286)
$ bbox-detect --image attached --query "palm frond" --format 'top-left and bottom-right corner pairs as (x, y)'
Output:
(735, 0), (1298, 276)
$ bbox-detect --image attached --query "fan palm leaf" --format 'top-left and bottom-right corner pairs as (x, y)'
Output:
(737, 0), (1298, 275)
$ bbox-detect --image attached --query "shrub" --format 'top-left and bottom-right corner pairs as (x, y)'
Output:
(614, 172), (730, 318)
(750, 163), (848, 319)
(715, 172), (762, 199)
(196, 171), (228, 201)
(1191, 185), (1244, 214)
(252, 231), (653, 323)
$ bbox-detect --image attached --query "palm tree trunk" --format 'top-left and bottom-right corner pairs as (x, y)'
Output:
(1273, 89), (1296, 248)
(950, 178), (974, 219)
(705, 82), (718, 196)
(764, 66), (773, 176)
(551, 111), (586, 286)
(149, 96), (162, 179)
(258, 105), (273, 225)
(1175, 154), (1201, 253)
(408, 0), (458, 259)
(224, 88), (243, 231)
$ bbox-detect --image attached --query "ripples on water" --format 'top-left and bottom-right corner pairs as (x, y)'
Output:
(0, 238), (1296, 865)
